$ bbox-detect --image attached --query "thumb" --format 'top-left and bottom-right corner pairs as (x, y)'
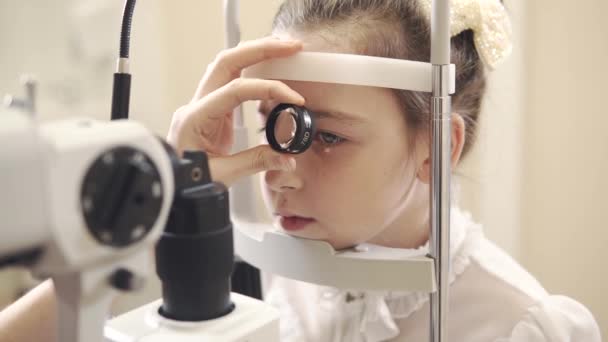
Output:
(209, 145), (296, 187)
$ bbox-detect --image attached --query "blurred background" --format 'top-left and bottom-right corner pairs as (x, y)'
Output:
(0, 0), (606, 338)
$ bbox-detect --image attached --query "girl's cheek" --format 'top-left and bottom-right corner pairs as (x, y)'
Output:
(306, 152), (354, 185)
(311, 143), (359, 166)
(314, 145), (337, 155)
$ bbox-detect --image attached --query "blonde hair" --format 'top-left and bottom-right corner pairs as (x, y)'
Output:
(273, 0), (487, 157)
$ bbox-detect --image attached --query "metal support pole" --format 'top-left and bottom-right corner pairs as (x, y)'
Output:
(429, 1), (452, 342)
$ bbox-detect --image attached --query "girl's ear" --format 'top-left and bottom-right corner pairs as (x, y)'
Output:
(416, 113), (466, 184)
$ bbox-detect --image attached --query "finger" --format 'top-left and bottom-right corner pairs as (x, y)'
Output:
(190, 78), (305, 125)
(166, 77), (305, 157)
(209, 145), (296, 187)
(193, 37), (303, 101)
(165, 105), (204, 156)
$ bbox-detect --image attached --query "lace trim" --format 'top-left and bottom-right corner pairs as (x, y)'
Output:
(356, 207), (485, 341)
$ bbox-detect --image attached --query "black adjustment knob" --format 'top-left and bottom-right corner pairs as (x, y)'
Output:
(81, 147), (164, 247)
(156, 163), (235, 321)
(109, 268), (144, 292)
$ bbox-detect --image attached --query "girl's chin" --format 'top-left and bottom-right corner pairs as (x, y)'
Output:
(273, 220), (356, 250)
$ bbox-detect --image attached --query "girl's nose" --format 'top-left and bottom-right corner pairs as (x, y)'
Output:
(264, 168), (303, 193)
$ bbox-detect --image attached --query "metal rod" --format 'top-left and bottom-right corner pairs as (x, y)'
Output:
(429, 89), (451, 342)
(431, 0), (451, 65)
(223, 0), (244, 127)
(430, 0), (452, 342)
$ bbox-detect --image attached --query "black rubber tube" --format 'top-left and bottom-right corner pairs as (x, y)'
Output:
(119, 0), (136, 58)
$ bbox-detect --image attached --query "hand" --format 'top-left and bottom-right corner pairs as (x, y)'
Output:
(167, 37), (305, 187)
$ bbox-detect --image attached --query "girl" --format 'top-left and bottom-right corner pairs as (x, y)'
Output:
(169, 0), (602, 341)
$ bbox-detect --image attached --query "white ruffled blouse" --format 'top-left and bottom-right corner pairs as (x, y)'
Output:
(263, 207), (601, 342)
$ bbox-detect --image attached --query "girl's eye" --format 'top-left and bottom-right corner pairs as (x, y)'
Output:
(316, 132), (345, 146)
(258, 127), (345, 147)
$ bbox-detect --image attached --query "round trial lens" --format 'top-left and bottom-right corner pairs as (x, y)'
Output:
(266, 103), (315, 154)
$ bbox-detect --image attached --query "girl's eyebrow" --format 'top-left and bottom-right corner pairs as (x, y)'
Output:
(258, 102), (367, 125)
(312, 110), (367, 125)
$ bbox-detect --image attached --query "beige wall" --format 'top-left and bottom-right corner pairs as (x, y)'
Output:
(0, 0), (606, 336)
(522, 0), (608, 337)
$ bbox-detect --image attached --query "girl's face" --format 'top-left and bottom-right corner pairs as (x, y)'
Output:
(258, 33), (431, 250)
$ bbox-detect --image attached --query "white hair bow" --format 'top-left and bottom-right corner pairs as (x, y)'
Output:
(418, 0), (513, 70)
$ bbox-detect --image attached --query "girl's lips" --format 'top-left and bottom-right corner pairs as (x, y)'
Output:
(279, 216), (316, 231)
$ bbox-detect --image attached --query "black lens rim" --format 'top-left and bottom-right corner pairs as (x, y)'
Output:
(266, 103), (315, 154)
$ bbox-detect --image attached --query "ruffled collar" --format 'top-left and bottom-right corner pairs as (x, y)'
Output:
(316, 206), (483, 342)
